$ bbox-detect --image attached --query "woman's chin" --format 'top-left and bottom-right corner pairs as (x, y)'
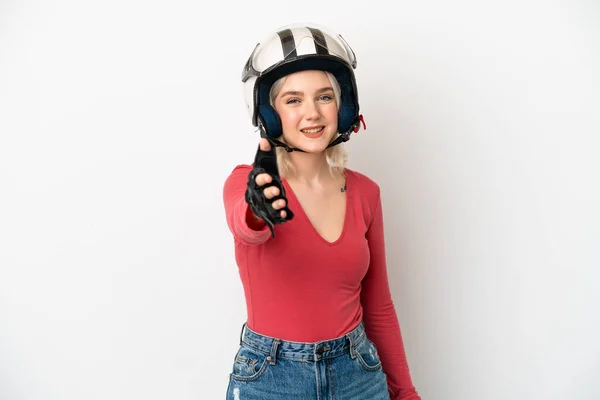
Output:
(295, 141), (328, 154)
(287, 133), (334, 153)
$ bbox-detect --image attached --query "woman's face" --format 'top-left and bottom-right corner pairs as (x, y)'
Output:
(273, 70), (338, 153)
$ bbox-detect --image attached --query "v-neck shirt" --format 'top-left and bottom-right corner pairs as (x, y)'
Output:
(281, 174), (349, 245)
(223, 164), (420, 400)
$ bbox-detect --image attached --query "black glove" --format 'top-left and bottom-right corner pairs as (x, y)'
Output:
(245, 143), (294, 238)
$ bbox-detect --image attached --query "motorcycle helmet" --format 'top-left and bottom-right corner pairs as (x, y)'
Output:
(241, 23), (365, 152)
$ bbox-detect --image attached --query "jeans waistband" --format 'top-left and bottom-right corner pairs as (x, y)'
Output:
(238, 321), (368, 362)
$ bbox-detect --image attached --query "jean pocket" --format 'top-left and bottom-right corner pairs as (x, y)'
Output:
(230, 344), (270, 382)
(354, 336), (382, 372)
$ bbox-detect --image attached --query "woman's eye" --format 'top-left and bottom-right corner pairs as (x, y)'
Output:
(319, 95), (333, 101)
(286, 98), (300, 104)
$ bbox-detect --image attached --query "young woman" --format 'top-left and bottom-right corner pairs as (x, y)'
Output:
(223, 24), (421, 400)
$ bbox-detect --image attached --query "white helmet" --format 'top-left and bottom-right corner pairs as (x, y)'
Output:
(241, 23), (364, 151)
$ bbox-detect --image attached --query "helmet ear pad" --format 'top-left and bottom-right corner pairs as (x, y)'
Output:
(258, 104), (282, 138)
(256, 58), (358, 139)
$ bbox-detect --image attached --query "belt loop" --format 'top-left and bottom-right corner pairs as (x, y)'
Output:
(267, 339), (280, 365)
(239, 322), (247, 345)
(346, 332), (357, 359)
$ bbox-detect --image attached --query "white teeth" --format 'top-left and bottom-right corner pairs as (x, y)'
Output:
(301, 127), (323, 134)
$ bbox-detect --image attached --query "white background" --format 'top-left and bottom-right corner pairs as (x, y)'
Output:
(1, 1), (599, 399)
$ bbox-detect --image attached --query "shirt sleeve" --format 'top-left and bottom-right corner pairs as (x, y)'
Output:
(223, 164), (272, 245)
(361, 188), (421, 400)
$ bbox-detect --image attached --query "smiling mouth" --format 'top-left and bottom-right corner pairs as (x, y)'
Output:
(300, 126), (324, 134)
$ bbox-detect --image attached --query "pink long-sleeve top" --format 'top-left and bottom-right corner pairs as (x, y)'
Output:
(223, 164), (421, 400)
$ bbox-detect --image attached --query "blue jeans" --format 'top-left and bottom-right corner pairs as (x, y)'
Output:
(226, 321), (390, 399)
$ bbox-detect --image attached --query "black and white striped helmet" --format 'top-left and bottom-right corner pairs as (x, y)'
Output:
(241, 24), (363, 145)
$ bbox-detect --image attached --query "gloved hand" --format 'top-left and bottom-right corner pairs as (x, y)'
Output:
(245, 138), (294, 238)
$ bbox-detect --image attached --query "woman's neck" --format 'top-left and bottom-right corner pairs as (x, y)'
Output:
(285, 151), (342, 188)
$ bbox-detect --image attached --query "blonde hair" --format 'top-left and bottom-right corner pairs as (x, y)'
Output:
(269, 71), (348, 179)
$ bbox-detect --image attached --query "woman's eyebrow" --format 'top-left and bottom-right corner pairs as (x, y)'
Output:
(280, 87), (334, 97)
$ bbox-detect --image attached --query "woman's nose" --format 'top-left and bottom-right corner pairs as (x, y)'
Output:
(304, 101), (320, 119)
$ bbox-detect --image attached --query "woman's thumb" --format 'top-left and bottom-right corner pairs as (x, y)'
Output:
(259, 138), (272, 152)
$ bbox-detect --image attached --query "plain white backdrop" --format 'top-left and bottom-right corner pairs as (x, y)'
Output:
(1, 1), (599, 399)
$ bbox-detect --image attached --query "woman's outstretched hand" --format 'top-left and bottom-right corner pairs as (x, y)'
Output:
(245, 138), (294, 238)
(253, 139), (287, 219)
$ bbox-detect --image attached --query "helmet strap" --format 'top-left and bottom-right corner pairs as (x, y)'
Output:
(324, 114), (366, 149)
(266, 137), (307, 153)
